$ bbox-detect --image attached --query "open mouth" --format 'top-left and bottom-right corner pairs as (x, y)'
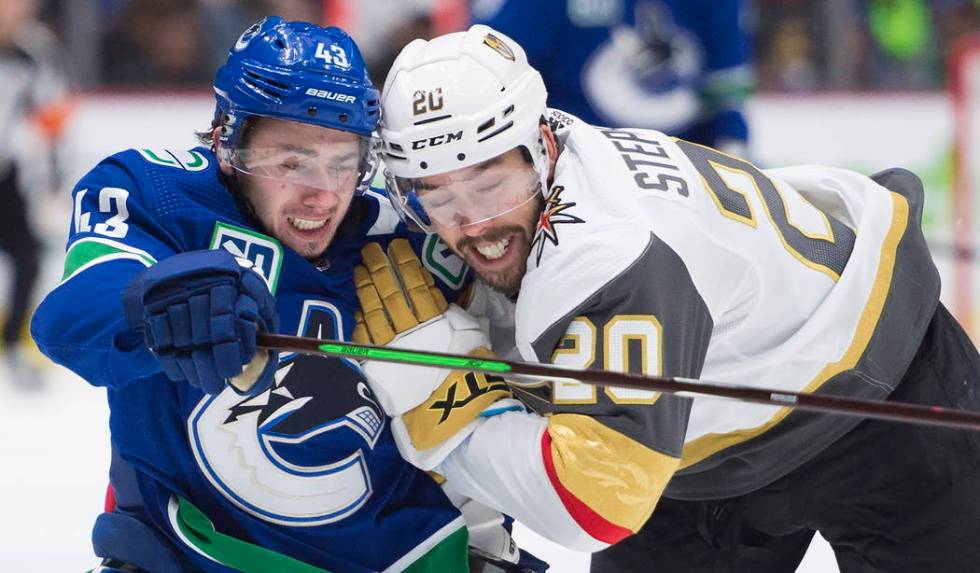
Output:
(475, 236), (511, 260)
(467, 232), (523, 270)
(288, 216), (329, 231)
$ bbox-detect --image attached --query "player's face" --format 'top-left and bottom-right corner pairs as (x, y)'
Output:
(417, 149), (544, 295)
(231, 119), (363, 259)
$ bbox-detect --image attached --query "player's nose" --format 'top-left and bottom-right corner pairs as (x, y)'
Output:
(300, 186), (340, 209)
(460, 216), (494, 237)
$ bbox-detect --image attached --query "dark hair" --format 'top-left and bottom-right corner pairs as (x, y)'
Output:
(195, 114), (264, 150)
(194, 115), (221, 148)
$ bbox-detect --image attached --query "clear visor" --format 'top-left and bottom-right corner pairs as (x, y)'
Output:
(228, 122), (378, 194)
(386, 157), (540, 231)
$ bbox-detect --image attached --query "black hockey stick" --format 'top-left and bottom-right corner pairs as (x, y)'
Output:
(256, 332), (980, 432)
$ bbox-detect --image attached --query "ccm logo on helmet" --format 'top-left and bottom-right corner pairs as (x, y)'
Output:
(411, 131), (463, 149)
(305, 88), (356, 103)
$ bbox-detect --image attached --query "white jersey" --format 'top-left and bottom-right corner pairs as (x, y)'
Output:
(437, 110), (939, 551)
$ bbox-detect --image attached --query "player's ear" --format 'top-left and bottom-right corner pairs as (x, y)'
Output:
(539, 123), (558, 184)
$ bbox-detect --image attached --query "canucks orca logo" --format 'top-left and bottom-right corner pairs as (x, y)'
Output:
(234, 20), (263, 51)
(422, 234), (468, 290)
(190, 300), (383, 527)
(137, 149), (210, 172)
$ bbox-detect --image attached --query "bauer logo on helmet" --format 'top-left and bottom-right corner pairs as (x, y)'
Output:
(304, 88), (356, 103)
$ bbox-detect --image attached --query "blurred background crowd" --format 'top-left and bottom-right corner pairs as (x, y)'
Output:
(18, 0), (979, 92)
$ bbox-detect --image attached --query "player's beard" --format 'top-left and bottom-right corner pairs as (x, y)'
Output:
(452, 197), (542, 296)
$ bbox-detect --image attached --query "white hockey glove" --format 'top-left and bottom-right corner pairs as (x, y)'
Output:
(353, 240), (523, 469)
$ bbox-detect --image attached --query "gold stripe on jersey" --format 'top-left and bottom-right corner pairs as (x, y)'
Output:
(547, 413), (680, 533)
(702, 161), (758, 228)
(679, 191), (910, 470)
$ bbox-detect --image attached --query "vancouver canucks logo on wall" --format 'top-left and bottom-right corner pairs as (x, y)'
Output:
(531, 185), (585, 265)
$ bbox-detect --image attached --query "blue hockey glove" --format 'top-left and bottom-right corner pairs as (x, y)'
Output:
(122, 249), (279, 395)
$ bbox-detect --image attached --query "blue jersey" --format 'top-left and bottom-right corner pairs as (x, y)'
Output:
(32, 147), (472, 572)
(472, 0), (752, 147)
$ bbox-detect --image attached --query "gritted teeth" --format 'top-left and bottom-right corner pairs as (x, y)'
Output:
(288, 216), (328, 231)
(475, 237), (510, 260)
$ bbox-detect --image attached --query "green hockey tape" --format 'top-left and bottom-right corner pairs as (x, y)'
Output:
(318, 343), (513, 373)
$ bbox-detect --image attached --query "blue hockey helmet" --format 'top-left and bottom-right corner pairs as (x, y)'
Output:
(212, 17), (381, 193)
(214, 17), (380, 138)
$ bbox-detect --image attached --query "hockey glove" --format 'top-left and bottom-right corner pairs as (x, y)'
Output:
(353, 239), (523, 469)
(122, 249), (279, 395)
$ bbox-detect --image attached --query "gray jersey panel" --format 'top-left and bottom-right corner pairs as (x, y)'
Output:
(525, 233), (714, 459)
(676, 139), (857, 278)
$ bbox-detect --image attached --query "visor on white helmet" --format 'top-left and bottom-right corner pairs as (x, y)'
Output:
(385, 148), (541, 232)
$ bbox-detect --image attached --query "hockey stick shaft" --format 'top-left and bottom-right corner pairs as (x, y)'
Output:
(256, 332), (980, 432)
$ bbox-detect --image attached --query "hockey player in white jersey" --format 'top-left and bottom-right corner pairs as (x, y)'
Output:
(352, 25), (980, 572)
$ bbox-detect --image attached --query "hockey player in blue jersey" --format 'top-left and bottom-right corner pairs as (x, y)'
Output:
(30, 17), (543, 573)
(471, 0), (753, 153)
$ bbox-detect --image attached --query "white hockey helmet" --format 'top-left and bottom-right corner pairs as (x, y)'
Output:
(380, 25), (549, 230)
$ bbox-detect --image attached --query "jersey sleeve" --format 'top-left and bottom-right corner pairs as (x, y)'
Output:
(435, 233), (713, 551)
(30, 153), (180, 389)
